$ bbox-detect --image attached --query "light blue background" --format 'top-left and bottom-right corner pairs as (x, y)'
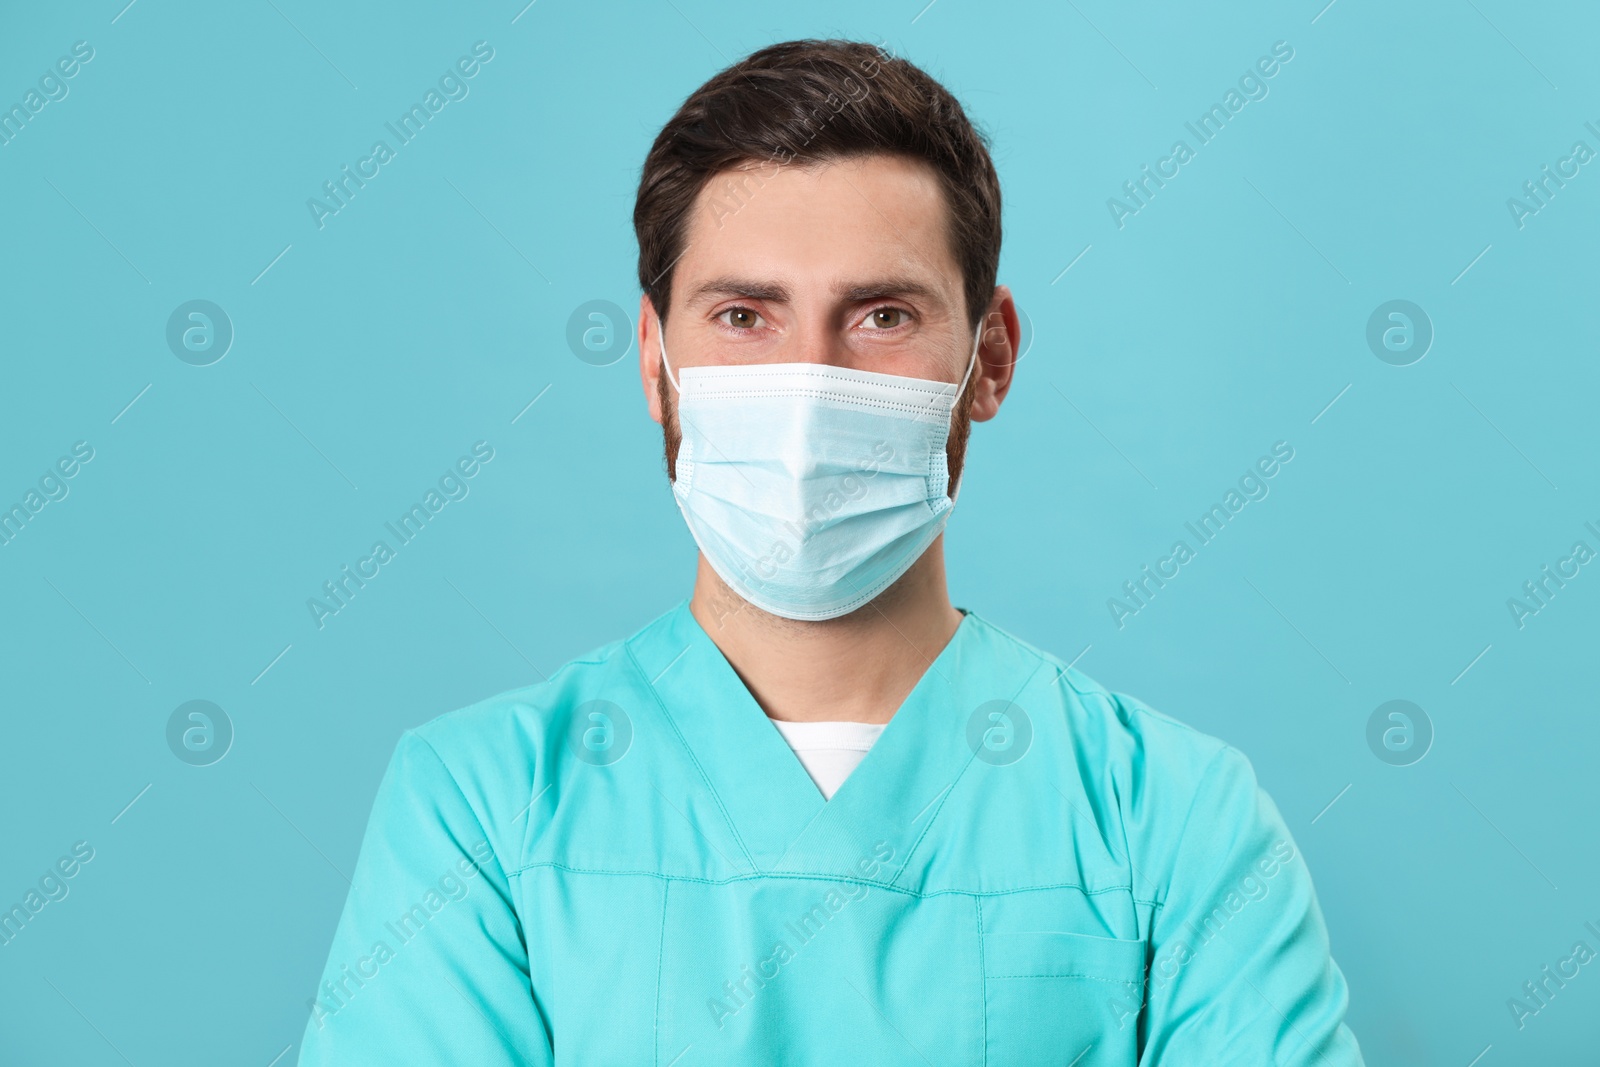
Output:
(2, 0), (1596, 1063)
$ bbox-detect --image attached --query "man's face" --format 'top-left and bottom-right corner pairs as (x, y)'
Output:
(640, 153), (1014, 487)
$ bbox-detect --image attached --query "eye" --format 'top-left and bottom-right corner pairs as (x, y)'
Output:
(863, 306), (909, 330)
(718, 306), (764, 330)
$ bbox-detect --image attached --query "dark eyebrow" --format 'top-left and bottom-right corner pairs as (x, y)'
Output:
(681, 276), (944, 306)
(683, 278), (790, 305)
(835, 277), (943, 305)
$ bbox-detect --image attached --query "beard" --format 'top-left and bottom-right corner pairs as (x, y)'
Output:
(656, 357), (979, 495)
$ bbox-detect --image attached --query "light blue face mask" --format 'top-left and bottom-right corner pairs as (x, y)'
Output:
(659, 323), (981, 621)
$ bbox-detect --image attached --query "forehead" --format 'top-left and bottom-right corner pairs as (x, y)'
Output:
(674, 154), (961, 304)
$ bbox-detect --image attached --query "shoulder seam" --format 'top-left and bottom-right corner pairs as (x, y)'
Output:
(405, 729), (517, 889)
(417, 650), (620, 731)
(1148, 743), (1238, 909)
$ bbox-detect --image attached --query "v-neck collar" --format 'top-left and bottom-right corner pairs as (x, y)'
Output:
(626, 599), (1045, 883)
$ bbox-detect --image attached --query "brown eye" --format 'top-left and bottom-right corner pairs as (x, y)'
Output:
(722, 307), (761, 329)
(869, 308), (905, 329)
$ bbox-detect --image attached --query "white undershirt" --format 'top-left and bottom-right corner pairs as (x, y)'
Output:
(770, 720), (886, 800)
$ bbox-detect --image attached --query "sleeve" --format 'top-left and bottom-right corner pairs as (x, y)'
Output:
(297, 729), (552, 1066)
(1137, 744), (1365, 1066)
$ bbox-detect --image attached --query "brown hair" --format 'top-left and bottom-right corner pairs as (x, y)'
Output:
(633, 38), (1002, 331)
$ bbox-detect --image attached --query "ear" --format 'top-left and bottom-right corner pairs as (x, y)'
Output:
(639, 294), (664, 425)
(971, 285), (1020, 423)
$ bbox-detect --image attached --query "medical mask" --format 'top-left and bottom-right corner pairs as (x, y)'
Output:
(659, 323), (981, 621)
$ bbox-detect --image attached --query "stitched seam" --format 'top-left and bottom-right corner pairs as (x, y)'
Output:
(986, 973), (1141, 984)
(684, 389), (952, 416)
(653, 878), (669, 1067)
(976, 896), (988, 1067)
(411, 732), (515, 889)
(890, 658), (1050, 885)
(1151, 744), (1233, 911)
(503, 860), (1151, 902)
(685, 366), (958, 396)
(675, 435), (695, 491)
(622, 642), (760, 873)
(887, 753), (970, 886)
(420, 664), (595, 727)
(408, 731), (549, 1048)
(924, 421), (943, 493)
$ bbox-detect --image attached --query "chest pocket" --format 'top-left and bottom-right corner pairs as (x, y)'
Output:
(982, 929), (1148, 1066)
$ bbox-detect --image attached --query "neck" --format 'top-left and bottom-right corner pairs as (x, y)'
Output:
(688, 537), (965, 725)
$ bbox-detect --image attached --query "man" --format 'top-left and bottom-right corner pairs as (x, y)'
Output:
(300, 39), (1365, 1065)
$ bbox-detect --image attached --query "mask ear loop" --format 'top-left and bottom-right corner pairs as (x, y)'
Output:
(955, 318), (983, 399)
(657, 318), (682, 395)
(946, 320), (985, 505)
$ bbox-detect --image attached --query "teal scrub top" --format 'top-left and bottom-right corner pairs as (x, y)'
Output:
(298, 600), (1365, 1065)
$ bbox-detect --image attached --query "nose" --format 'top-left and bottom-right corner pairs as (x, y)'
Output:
(785, 318), (848, 370)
